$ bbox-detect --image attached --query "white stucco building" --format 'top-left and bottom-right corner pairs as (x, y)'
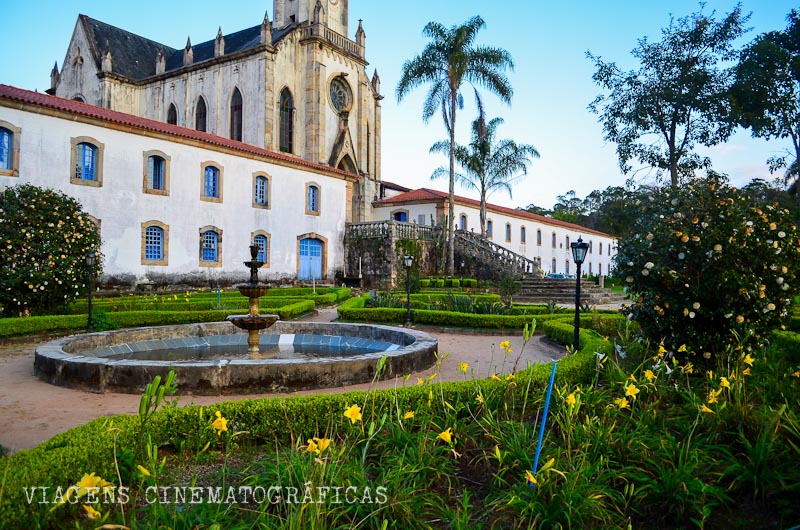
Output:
(373, 187), (617, 277)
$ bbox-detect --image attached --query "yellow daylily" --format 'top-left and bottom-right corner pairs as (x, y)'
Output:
(743, 354), (754, 366)
(643, 369), (656, 383)
(344, 404), (362, 424)
(625, 384), (640, 400)
(403, 411), (415, 420)
(306, 438), (319, 454)
(720, 377), (731, 389)
(565, 393), (577, 406)
(700, 404), (715, 414)
(524, 469), (538, 486)
(505, 373), (516, 382)
(491, 374), (502, 381)
(458, 362), (469, 374)
(306, 437), (331, 454)
(614, 397), (630, 409)
(212, 411), (228, 435)
(83, 504), (102, 520)
(628, 373), (637, 383)
(500, 340), (511, 351)
(707, 389), (721, 404)
(678, 344), (688, 353)
(438, 427), (453, 444)
(476, 393), (485, 404)
(137, 465), (151, 477)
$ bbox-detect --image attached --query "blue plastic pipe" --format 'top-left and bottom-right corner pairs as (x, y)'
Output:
(531, 360), (558, 487)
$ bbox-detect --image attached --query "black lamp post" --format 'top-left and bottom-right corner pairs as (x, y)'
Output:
(86, 246), (96, 333)
(404, 254), (414, 327)
(570, 236), (589, 350)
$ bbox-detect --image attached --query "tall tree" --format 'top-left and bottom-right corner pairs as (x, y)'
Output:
(731, 9), (800, 196)
(397, 15), (514, 274)
(588, 6), (748, 186)
(430, 110), (539, 237)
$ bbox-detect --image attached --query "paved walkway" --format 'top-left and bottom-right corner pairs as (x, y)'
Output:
(0, 309), (566, 453)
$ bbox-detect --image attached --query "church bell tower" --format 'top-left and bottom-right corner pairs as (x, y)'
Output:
(273, 0), (349, 35)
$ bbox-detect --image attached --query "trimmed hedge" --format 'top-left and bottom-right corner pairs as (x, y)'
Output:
(0, 301), (315, 338)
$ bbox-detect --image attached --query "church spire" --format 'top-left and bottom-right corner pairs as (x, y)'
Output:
(214, 27), (225, 57)
(50, 61), (60, 90)
(355, 19), (365, 48)
(260, 10), (272, 45)
(155, 47), (166, 75)
(183, 37), (193, 66)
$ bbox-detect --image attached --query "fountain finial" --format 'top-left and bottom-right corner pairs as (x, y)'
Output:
(245, 244), (264, 285)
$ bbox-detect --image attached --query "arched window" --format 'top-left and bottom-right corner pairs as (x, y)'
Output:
(459, 214), (467, 230)
(520, 226), (526, 244)
(230, 88), (243, 141)
(552, 232), (557, 248)
(392, 210), (408, 222)
(486, 220), (493, 238)
(551, 258), (556, 274)
(148, 155), (165, 190)
(537, 229), (542, 246)
(253, 233), (270, 265)
(167, 104), (177, 125)
(0, 127), (11, 170)
(306, 184), (320, 214)
(254, 175), (269, 206)
(75, 142), (97, 181)
(203, 165), (220, 199)
(195, 97), (207, 132)
(279, 88), (294, 153)
(145, 226), (164, 261)
(505, 223), (511, 242)
(201, 230), (219, 263)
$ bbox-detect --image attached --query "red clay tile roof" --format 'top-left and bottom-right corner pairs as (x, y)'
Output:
(0, 84), (357, 179)
(375, 187), (613, 238)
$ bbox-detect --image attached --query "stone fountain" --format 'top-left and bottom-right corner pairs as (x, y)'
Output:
(226, 245), (279, 357)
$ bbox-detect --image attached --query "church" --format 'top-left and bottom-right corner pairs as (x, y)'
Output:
(0, 0), (616, 285)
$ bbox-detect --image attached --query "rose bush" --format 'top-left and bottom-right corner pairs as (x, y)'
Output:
(615, 176), (800, 361)
(0, 184), (102, 316)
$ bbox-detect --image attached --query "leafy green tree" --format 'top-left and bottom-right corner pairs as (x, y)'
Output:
(731, 9), (800, 195)
(397, 15), (514, 274)
(552, 190), (586, 224)
(588, 6), (748, 186)
(615, 175), (799, 362)
(0, 184), (101, 316)
(430, 110), (538, 237)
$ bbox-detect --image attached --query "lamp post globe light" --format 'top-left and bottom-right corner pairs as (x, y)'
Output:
(86, 246), (96, 333)
(404, 255), (414, 327)
(570, 237), (589, 350)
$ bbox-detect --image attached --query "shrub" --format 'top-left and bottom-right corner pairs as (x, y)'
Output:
(0, 184), (102, 316)
(419, 279), (431, 288)
(616, 176), (800, 360)
(462, 278), (478, 288)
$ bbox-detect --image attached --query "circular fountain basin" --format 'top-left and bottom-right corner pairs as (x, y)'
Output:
(34, 321), (438, 395)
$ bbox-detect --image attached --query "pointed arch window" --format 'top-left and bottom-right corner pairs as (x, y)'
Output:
(195, 97), (207, 132)
(279, 88), (294, 153)
(230, 88), (243, 141)
(167, 104), (178, 125)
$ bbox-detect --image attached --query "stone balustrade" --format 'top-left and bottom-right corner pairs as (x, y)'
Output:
(302, 23), (364, 58)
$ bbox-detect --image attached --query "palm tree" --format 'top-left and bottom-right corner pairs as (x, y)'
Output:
(431, 110), (539, 237)
(396, 15), (513, 274)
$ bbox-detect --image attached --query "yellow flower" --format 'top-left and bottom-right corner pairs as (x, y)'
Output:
(678, 344), (687, 353)
(700, 404), (714, 414)
(625, 384), (640, 400)
(500, 340), (510, 351)
(212, 411), (228, 435)
(743, 354), (754, 366)
(743, 367), (752, 376)
(491, 373), (502, 381)
(344, 404), (362, 424)
(505, 373), (516, 381)
(458, 362), (469, 374)
(137, 465), (151, 477)
(438, 427), (453, 444)
(681, 363), (694, 375)
(306, 438), (319, 454)
(83, 504), (101, 520)
(476, 393), (485, 404)
(644, 369), (656, 383)
(315, 437), (331, 453)
(416, 377), (424, 385)
(565, 393), (576, 405)
(736, 315), (745, 324)
(524, 469), (538, 485)
(707, 389), (721, 404)
(628, 373), (637, 383)
(614, 397), (630, 409)
(403, 411), (415, 419)
(720, 377), (731, 389)
(791, 370), (800, 378)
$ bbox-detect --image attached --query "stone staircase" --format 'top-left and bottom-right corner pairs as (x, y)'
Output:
(454, 229), (543, 279)
(516, 278), (629, 306)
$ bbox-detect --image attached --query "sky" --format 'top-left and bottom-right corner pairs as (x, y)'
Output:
(0, 0), (797, 210)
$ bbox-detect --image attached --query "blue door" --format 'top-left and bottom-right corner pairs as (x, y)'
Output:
(299, 238), (323, 280)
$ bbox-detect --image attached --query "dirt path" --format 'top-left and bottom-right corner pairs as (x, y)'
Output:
(0, 316), (564, 454)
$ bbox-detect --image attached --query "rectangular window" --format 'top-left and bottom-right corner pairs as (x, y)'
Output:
(418, 214), (427, 225)
(205, 167), (219, 198)
(537, 230), (542, 246)
(487, 221), (493, 238)
(202, 232), (218, 262)
(77, 143), (96, 181)
(150, 157), (164, 190)
(505, 224), (511, 242)
(0, 128), (11, 170)
(307, 185), (319, 212)
(255, 176), (268, 206)
(521, 227), (527, 243)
